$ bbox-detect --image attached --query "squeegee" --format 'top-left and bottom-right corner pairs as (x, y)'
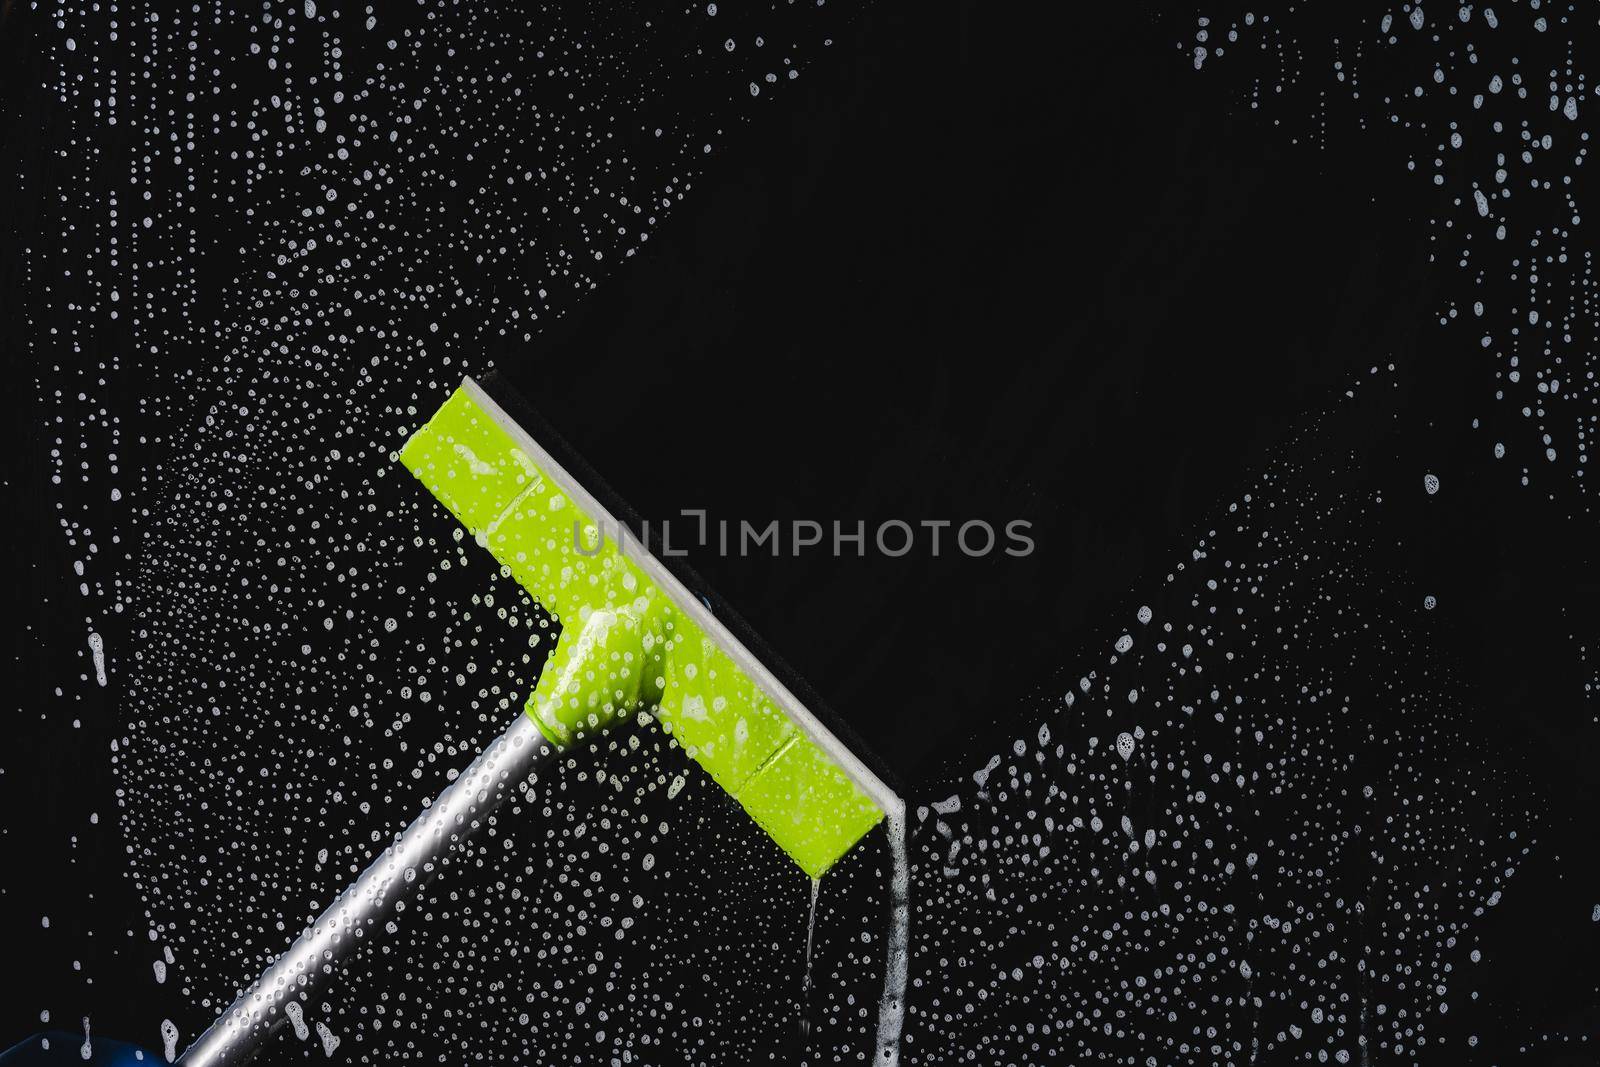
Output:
(172, 376), (901, 1066)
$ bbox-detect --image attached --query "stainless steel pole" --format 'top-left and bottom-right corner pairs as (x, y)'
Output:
(178, 713), (555, 1066)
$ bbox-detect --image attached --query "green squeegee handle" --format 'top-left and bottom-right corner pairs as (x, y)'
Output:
(177, 714), (560, 1067)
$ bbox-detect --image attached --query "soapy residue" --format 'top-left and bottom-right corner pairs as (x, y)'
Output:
(10, 1), (1594, 1063)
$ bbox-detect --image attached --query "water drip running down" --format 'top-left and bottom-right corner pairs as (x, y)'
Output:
(799, 878), (821, 1047)
(873, 809), (910, 1066)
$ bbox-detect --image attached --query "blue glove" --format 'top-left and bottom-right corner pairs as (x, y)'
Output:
(0, 1032), (162, 1066)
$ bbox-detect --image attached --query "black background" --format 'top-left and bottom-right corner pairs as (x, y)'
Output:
(3, 1), (1598, 1063)
(500, 0), (1437, 786)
